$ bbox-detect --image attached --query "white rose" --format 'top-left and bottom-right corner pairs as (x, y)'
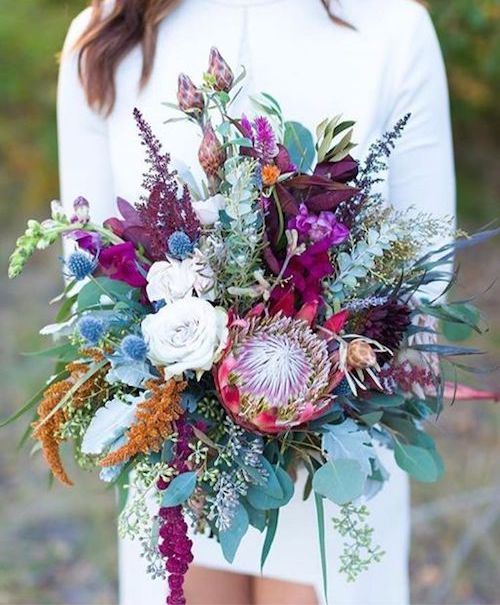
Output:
(146, 255), (215, 303)
(191, 194), (226, 225)
(146, 259), (194, 303)
(141, 297), (228, 379)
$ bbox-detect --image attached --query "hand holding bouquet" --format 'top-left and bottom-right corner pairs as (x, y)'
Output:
(6, 48), (498, 604)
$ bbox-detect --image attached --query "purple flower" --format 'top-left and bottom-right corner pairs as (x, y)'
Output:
(254, 116), (279, 162)
(240, 115), (279, 163)
(65, 230), (102, 256)
(240, 114), (254, 141)
(99, 242), (147, 288)
(289, 203), (350, 245)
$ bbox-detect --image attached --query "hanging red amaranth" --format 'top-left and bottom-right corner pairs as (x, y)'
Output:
(157, 420), (194, 605)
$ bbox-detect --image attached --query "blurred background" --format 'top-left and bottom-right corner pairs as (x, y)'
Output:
(0, 1), (499, 604)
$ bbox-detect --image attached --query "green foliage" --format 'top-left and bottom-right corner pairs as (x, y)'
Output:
(394, 442), (444, 483)
(315, 116), (355, 163)
(332, 504), (385, 582)
(0, 0), (86, 223)
(220, 503), (249, 563)
(283, 121), (316, 173)
(431, 0), (500, 128)
(312, 458), (366, 505)
(160, 471), (197, 507)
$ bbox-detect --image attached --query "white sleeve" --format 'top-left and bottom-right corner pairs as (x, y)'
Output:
(57, 9), (115, 225)
(384, 6), (456, 223)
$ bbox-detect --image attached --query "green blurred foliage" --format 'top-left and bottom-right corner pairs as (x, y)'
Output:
(432, 0), (500, 129)
(0, 0), (499, 226)
(0, 1), (86, 223)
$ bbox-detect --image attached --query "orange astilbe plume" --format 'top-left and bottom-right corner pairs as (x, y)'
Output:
(33, 354), (111, 486)
(32, 379), (74, 486)
(100, 378), (186, 467)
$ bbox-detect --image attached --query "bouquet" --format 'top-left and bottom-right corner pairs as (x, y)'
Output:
(6, 48), (498, 604)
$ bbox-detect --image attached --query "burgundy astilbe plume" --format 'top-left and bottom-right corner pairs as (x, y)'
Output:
(134, 109), (200, 261)
(157, 420), (194, 605)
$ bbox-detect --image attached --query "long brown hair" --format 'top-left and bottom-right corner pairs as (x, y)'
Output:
(75, 0), (348, 115)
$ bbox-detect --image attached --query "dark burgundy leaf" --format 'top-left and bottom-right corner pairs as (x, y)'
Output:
(266, 195), (279, 234)
(306, 187), (359, 212)
(287, 175), (331, 189)
(275, 183), (299, 216)
(103, 217), (125, 237)
(314, 156), (358, 182)
(262, 241), (281, 275)
(275, 144), (296, 173)
(116, 197), (141, 223)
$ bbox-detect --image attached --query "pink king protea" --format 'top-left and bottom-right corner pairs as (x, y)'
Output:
(215, 313), (338, 434)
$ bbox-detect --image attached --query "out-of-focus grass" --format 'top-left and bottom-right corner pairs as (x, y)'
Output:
(0, 234), (117, 605)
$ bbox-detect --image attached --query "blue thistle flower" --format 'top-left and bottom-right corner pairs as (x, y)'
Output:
(253, 166), (263, 190)
(152, 300), (166, 313)
(65, 249), (97, 281)
(167, 230), (193, 259)
(121, 335), (148, 361)
(78, 316), (105, 345)
(333, 378), (352, 397)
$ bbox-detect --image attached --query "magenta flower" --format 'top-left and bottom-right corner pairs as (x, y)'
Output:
(99, 242), (147, 288)
(65, 230), (102, 256)
(284, 238), (335, 303)
(289, 203), (350, 245)
(240, 115), (279, 163)
(254, 116), (279, 162)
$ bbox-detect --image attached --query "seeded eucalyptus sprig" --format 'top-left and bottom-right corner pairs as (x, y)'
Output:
(333, 504), (385, 582)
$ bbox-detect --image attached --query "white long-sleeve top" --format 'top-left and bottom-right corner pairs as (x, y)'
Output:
(58, 1), (455, 604)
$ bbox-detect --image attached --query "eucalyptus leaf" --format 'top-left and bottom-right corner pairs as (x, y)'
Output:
(220, 503), (249, 563)
(312, 459), (365, 505)
(77, 277), (136, 311)
(245, 502), (267, 532)
(161, 471), (197, 507)
(394, 443), (443, 482)
(260, 508), (279, 572)
(284, 121), (316, 173)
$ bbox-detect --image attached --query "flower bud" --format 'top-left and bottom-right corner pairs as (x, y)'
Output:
(177, 73), (204, 112)
(73, 196), (90, 223)
(207, 47), (234, 92)
(198, 124), (226, 178)
(346, 339), (377, 369)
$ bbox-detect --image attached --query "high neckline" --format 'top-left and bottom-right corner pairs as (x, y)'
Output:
(200, 0), (288, 7)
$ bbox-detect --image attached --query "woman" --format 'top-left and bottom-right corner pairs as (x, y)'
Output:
(58, 0), (455, 603)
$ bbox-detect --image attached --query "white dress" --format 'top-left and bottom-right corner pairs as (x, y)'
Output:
(57, 1), (455, 603)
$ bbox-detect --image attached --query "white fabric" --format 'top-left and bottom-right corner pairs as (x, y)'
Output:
(58, 0), (456, 603)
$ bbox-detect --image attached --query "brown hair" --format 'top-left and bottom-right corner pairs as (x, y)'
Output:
(75, 0), (348, 115)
